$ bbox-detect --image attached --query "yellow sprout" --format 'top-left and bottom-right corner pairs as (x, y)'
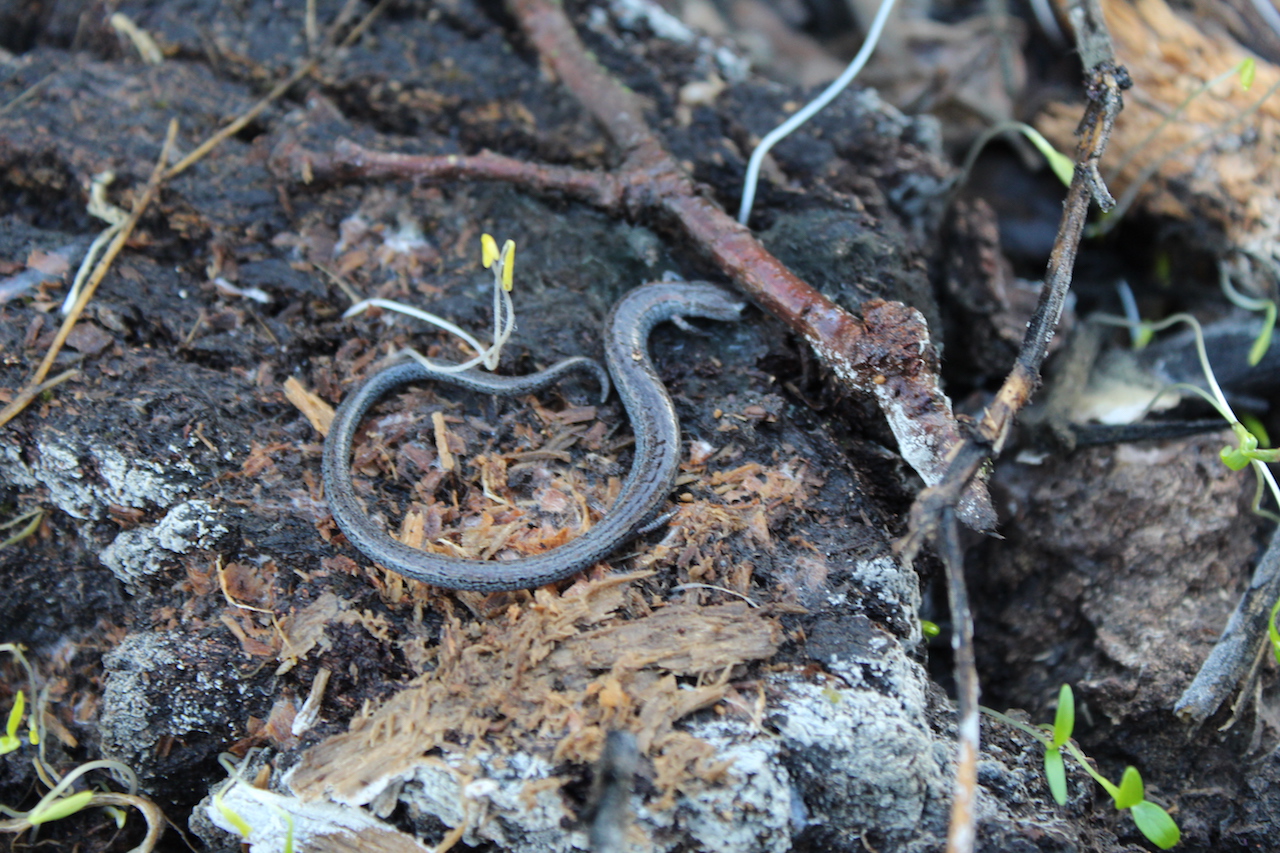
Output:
(345, 233), (518, 374)
(499, 240), (515, 291)
(26, 790), (95, 825)
(481, 233), (500, 268)
(0, 690), (24, 754)
(481, 233), (516, 291)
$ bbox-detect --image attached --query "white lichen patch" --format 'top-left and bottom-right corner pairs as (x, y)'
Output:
(279, 652), (947, 853)
(99, 500), (226, 585)
(287, 715), (796, 853)
(0, 431), (195, 520)
(100, 631), (258, 775)
(337, 750), (586, 853)
(769, 674), (945, 844)
(847, 555), (924, 645)
(672, 727), (794, 853)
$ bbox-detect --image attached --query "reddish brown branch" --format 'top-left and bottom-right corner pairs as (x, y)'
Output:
(510, 0), (655, 158)
(281, 139), (626, 210)
(505, 0), (864, 350)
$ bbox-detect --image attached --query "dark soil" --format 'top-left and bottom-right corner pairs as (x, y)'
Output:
(1, 1), (1276, 852)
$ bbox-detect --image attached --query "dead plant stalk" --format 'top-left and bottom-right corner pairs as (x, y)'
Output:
(0, 121), (178, 430)
(907, 2), (1129, 851)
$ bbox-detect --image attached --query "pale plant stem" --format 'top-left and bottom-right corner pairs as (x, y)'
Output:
(344, 298), (488, 356)
(345, 248), (517, 374)
(1092, 313), (1231, 415)
(1093, 312), (1280, 515)
(736, 0), (897, 224)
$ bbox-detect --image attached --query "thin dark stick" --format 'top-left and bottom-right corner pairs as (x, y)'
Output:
(942, 506), (979, 853)
(1176, 524), (1280, 724)
(900, 3), (1127, 849)
(898, 0), (1128, 564)
(165, 0), (388, 180)
(588, 730), (640, 852)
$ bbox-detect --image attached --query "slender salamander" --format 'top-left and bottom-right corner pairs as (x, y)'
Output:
(322, 281), (745, 591)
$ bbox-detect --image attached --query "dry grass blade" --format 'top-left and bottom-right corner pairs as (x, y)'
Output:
(0, 0), (390, 430)
(0, 72), (55, 117)
(0, 370), (78, 433)
(0, 121), (178, 430)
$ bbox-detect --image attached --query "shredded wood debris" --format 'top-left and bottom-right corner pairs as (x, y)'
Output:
(430, 410), (456, 472)
(287, 573), (782, 807)
(293, 351), (820, 808)
(637, 457), (820, 584)
(277, 591), (348, 675)
(284, 376), (335, 437)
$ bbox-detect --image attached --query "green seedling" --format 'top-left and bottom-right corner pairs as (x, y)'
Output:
(982, 685), (1180, 849)
(276, 804), (296, 853)
(921, 620), (941, 639)
(104, 803), (128, 829)
(1241, 414), (1270, 449)
(59, 171), (128, 315)
(1044, 683), (1074, 805)
(343, 233), (518, 374)
(0, 645), (39, 751)
(0, 690), (25, 755)
(957, 121), (1075, 191)
(1093, 312), (1280, 522)
(1115, 280), (1150, 348)
(213, 752), (256, 840)
(213, 782), (253, 839)
(1, 759), (143, 843)
(2, 644), (164, 851)
(24, 790), (95, 825)
(1103, 305), (1280, 721)
(1219, 264), (1276, 367)
(1153, 252), (1173, 288)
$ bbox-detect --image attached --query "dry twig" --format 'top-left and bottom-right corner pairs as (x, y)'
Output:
(1175, 524), (1280, 724)
(898, 0), (1129, 565)
(164, 0), (387, 180)
(940, 507), (977, 853)
(900, 2), (1129, 851)
(0, 122), (178, 430)
(0, 1), (390, 431)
